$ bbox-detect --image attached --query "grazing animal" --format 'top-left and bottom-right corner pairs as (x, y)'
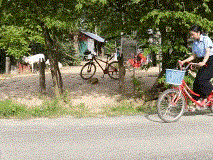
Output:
(22, 54), (45, 72)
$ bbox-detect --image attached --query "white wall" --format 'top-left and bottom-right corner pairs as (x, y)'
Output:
(87, 39), (95, 55)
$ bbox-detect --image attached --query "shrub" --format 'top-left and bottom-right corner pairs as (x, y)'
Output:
(58, 42), (81, 66)
(0, 100), (27, 117)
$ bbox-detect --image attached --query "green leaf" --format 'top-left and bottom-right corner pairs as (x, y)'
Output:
(75, 3), (83, 10)
(131, 0), (141, 3)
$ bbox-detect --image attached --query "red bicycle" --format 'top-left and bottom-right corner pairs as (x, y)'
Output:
(157, 62), (213, 123)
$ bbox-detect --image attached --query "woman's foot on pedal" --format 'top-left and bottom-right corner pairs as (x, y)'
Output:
(195, 99), (207, 111)
(188, 100), (203, 112)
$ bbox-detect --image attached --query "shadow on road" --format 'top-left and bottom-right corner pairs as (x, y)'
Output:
(183, 110), (213, 117)
(143, 113), (165, 123)
(144, 110), (213, 123)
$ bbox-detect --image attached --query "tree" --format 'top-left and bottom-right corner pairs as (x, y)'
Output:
(1, 0), (82, 96)
(79, 0), (213, 96)
(140, 0), (213, 70)
(79, 0), (150, 39)
(138, 0), (213, 97)
(80, 0), (213, 68)
(0, 25), (44, 59)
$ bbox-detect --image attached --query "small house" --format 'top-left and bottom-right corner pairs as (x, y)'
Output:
(78, 31), (105, 57)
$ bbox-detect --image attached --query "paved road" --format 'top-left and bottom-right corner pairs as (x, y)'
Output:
(1, 114), (213, 159)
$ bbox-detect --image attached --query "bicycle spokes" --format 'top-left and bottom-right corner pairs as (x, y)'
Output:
(164, 94), (181, 109)
(87, 65), (92, 72)
(157, 89), (185, 122)
(109, 67), (118, 74)
(80, 62), (96, 80)
(170, 93), (181, 106)
(107, 61), (120, 80)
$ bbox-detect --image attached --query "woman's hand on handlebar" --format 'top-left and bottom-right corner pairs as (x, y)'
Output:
(193, 62), (206, 67)
(188, 62), (207, 71)
(178, 60), (194, 70)
(190, 62), (207, 67)
(189, 62), (198, 70)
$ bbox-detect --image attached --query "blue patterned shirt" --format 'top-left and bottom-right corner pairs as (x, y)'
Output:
(192, 35), (213, 58)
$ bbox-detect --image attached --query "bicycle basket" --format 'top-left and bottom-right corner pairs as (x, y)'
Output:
(166, 69), (185, 85)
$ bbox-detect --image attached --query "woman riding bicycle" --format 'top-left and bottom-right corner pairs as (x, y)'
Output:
(180, 24), (213, 109)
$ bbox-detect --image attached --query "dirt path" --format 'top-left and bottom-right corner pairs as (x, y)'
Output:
(0, 65), (159, 108)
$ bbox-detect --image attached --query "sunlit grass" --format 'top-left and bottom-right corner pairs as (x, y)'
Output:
(0, 97), (157, 119)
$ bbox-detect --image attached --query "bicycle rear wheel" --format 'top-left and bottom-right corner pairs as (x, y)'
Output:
(80, 62), (96, 80)
(108, 61), (125, 80)
(107, 61), (120, 80)
(157, 89), (185, 123)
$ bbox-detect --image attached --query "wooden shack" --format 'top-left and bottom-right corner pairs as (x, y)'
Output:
(78, 31), (105, 57)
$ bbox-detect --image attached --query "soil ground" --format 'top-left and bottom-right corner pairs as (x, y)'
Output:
(0, 61), (160, 109)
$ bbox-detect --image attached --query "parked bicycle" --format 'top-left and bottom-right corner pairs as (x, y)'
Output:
(157, 61), (213, 123)
(80, 53), (123, 80)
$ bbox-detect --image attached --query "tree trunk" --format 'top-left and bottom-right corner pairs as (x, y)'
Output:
(41, 23), (64, 96)
(48, 50), (63, 96)
(73, 31), (79, 55)
(159, 25), (169, 72)
(32, 3), (63, 97)
(146, 24), (169, 100)
(39, 58), (46, 93)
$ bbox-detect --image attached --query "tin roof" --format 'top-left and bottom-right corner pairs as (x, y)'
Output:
(81, 31), (105, 43)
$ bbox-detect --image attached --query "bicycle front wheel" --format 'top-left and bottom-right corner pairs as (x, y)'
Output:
(80, 62), (96, 80)
(157, 89), (185, 123)
(108, 61), (125, 80)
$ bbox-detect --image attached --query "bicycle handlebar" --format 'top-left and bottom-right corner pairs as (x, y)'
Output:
(178, 61), (207, 71)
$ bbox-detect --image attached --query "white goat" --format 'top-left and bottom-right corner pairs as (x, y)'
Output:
(45, 59), (62, 68)
(22, 54), (45, 72)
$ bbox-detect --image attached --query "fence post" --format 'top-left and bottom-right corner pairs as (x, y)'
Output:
(5, 56), (11, 74)
(120, 37), (137, 97)
(39, 58), (46, 93)
(118, 53), (125, 95)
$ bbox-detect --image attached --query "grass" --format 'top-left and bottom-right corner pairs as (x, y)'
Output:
(0, 97), (157, 119)
(104, 100), (157, 117)
(0, 98), (99, 119)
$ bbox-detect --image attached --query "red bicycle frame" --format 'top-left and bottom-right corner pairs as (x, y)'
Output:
(172, 78), (213, 109)
(169, 61), (213, 109)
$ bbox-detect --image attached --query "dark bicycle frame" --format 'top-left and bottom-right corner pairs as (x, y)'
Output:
(88, 54), (117, 74)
